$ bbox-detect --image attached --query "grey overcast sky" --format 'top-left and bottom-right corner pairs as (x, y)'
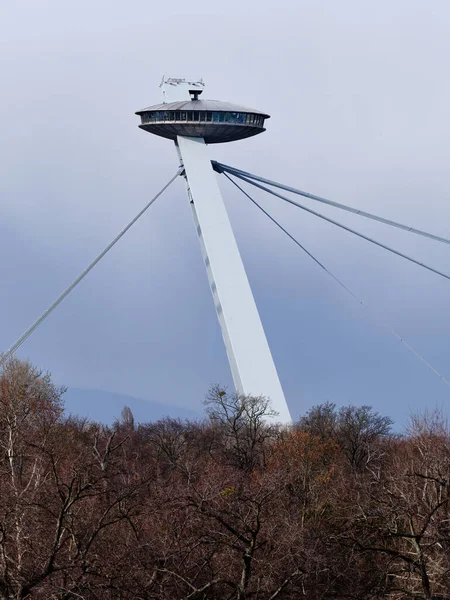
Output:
(1, 0), (450, 425)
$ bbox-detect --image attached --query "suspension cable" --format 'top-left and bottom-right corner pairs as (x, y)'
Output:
(1, 169), (182, 365)
(224, 173), (450, 388)
(213, 161), (450, 247)
(225, 171), (450, 283)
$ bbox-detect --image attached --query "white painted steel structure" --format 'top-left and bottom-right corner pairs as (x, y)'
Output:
(141, 79), (292, 423)
(177, 137), (291, 423)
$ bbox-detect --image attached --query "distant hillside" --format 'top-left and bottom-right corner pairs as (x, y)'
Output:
(63, 388), (201, 425)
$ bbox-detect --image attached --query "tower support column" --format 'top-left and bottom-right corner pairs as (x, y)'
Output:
(176, 135), (291, 423)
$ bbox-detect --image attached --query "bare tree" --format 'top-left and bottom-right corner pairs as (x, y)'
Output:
(204, 386), (280, 471)
(336, 404), (393, 471)
(297, 401), (337, 440)
(121, 405), (136, 430)
(0, 359), (148, 599)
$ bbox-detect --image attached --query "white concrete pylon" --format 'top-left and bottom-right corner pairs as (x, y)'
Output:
(176, 135), (292, 424)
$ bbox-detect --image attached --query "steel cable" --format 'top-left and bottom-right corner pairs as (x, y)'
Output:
(1, 169), (182, 365)
(224, 171), (450, 283)
(224, 173), (450, 388)
(213, 161), (450, 246)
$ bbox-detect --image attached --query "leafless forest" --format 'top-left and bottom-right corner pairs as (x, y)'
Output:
(0, 358), (449, 599)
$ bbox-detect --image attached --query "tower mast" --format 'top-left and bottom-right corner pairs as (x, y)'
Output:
(137, 78), (291, 423)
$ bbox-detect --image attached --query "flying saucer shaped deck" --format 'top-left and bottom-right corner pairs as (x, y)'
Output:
(136, 99), (270, 144)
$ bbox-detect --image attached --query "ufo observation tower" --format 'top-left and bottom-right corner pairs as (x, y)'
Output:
(136, 78), (292, 423)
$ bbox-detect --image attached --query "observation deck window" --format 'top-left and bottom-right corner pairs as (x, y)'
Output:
(142, 109), (264, 127)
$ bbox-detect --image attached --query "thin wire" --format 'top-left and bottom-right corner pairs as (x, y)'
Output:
(224, 173), (450, 388)
(226, 171), (450, 283)
(1, 169), (182, 365)
(213, 161), (450, 247)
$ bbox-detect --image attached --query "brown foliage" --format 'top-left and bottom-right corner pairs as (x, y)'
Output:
(0, 361), (449, 599)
